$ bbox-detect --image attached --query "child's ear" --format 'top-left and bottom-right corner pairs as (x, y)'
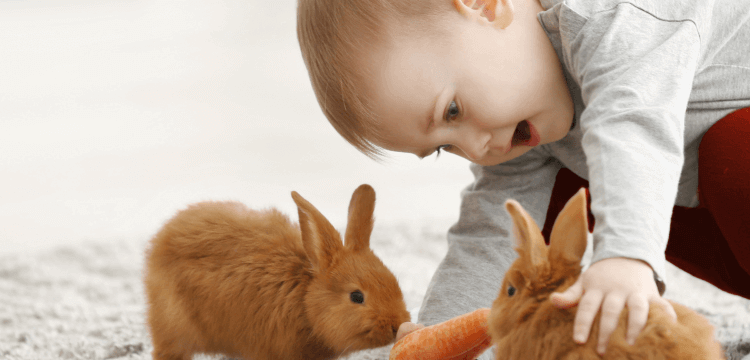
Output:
(452, 0), (514, 30)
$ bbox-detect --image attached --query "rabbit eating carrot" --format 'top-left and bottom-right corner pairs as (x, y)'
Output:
(488, 188), (725, 359)
(144, 184), (411, 360)
(390, 308), (493, 360)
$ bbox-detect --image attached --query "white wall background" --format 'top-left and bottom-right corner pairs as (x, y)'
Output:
(0, 0), (474, 254)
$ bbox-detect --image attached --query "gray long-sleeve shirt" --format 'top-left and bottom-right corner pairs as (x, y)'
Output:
(418, 0), (750, 358)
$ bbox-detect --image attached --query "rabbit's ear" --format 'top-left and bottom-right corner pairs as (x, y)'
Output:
(505, 199), (548, 271)
(344, 184), (376, 252)
(548, 188), (588, 267)
(292, 191), (343, 271)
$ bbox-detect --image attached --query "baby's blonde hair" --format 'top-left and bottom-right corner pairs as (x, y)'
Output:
(297, 0), (452, 160)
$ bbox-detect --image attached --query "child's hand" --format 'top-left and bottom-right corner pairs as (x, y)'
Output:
(549, 257), (677, 355)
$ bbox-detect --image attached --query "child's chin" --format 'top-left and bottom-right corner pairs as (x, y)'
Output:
(476, 148), (534, 167)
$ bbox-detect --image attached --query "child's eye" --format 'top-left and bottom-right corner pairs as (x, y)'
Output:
(445, 100), (460, 122)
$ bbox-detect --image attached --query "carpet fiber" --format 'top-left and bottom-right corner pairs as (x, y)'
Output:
(1, 222), (748, 360)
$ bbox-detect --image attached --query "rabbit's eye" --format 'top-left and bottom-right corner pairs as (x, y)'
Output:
(350, 290), (364, 304)
(507, 285), (516, 297)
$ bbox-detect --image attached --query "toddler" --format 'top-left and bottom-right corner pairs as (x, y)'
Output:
(297, 0), (750, 357)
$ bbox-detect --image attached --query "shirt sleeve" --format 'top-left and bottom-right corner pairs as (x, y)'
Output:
(562, 3), (701, 283)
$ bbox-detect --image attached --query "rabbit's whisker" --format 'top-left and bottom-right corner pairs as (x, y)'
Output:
(335, 343), (355, 359)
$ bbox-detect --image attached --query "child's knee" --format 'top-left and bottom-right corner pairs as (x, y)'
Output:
(698, 107), (750, 198)
(699, 108), (750, 162)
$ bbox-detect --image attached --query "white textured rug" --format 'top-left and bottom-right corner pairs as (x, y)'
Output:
(1, 222), (749, 360)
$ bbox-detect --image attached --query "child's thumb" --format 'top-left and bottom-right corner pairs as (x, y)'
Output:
(550, 280), (583, 309)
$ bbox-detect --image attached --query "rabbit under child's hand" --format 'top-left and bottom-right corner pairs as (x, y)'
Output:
(550, 256), (677, 355)
(488, 188), (725, 359)
(144, 184), (411, 360)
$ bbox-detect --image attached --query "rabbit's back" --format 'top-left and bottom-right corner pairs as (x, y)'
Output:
(591, 300), (723, 359)
(498, 299), (724, 360)
(150, 201), (306, 263)
(145, 201), (317, 360)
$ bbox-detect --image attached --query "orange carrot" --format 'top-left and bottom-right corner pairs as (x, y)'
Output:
(389, 308), (492, 360)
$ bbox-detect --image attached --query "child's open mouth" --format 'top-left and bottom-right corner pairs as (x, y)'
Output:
(510, 120), (541, 149)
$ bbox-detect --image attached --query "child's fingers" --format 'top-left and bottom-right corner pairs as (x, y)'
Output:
(597, 294), (627, 354)
(395, 322), (424, 342)
(573, 289), (603, 344)
(625, 294), (649, 346)
(654, 297), (678, 323)
(551, 277), (584, 309)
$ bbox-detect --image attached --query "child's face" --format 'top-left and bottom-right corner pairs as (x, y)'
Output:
(367, 4), (574, 166)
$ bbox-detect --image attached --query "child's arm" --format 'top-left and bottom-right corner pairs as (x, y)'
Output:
(551, 257), (677, 355)
(540, 1), (704, 354)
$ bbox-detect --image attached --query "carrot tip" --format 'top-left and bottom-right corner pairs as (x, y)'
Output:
(389, 308), (492, 360)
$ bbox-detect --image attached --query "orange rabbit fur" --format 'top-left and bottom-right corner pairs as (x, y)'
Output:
(488, 188), (725, 359)
(144, 184), (411, 360)
(390, 308), (493, 360)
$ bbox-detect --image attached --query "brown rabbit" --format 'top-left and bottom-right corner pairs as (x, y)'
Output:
(144, 184), (411, 360)
(488, 188), (725, 360)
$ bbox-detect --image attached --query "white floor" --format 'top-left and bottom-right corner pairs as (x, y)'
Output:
(0, 0), (474, 254)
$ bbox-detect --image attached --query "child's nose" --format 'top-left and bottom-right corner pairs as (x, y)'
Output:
(457, 128), (491, 161)
(459, 144), (484, 161)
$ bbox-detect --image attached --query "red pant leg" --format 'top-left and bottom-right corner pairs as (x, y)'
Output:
(541, 168), (594, 245)
(544, 107), (750, 300)
(665, 205), (750, 298)
(688, 107), (750, 298)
